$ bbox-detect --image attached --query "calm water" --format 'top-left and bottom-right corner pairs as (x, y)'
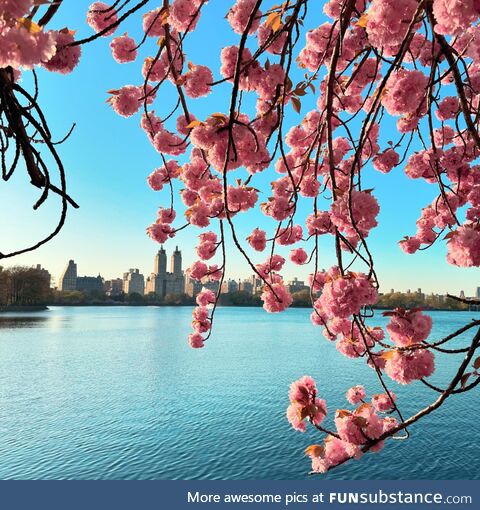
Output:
(0, 306), (478, 480)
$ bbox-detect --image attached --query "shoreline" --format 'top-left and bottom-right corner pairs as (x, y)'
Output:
(0, 303), (477, 312)
(0, 305), (48, 312)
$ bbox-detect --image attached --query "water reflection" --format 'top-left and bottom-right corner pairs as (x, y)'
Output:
(0, 316), (49, 328)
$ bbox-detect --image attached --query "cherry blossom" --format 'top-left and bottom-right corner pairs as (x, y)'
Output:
(110, 34), (137, 63)
(346, 385), (366, 405)
(87, 2), (118, 35)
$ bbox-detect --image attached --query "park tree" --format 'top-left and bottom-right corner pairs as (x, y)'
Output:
(0, 266), (9, 305)
(2, 0), (480, 474)
(0, 265), (50, 305)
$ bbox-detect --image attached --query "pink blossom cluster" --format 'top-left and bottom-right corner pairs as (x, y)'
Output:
(345, 385), (366, 405)
(385, 309), (433, 347)
(0, 0), (33, 18)
(432, 0), (480, 36)
(330, 190), (380, 239)
(447, 225), (480, 267)
(196, 288), (216, 307)
(290, 248), (308, 265)
(306, 212), (333, 236)
(142, 53), (178, 83)
(188, 287), (218, 349)
(286, 376), (327, 432)
(384, 349), (435, 385)
(298, 380), (399, 473)
(169, 0), (204, 33)
(147, 206), (176, 244)
(404, 150), (437, 182)
(277, 225), (303, 246)
(142, 8), (167, 37)
(247, 228), (267, 252)
(249, 254), (292, 313)
(227, 0), (262, 35)
(42, 30), (81, 74)
(110, 34), (137, 63)
(107, 85), (155, 117)
(147, 160), (181, 192)
(0, 13), (58, 70)
(220, 45), (286, 101)
(176, 152), (224, 227)
(324, 0), (366, 20)
(334, 406), (384, 445)
(373, 149), (400, 174)
(257, 18), (288, 55)
(365, 0), (418, 56)
(261, 280), (293, 313)
(371, 392), (396, 412)
(382, 69), (428, 117)
(227, 185), (258, 213)
(191, 306), (211, 335)
(314, 267), (378, 320)
(309, 437), (362, 473)
(187, 260), (222, 283)
(196, 231), (218, 261)
(182, 65), (213, 98)
(190, 114), (270, 173)
(435, 97), (460, 121)
(329, 322), (384, 359)
(146, 222), (175, 244)
(297, 23), (339, 72)
(87, 2), (118, 35)
(256, 255), (285, 278)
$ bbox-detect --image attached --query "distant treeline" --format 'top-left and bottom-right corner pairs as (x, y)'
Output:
(0, 266), (473, 311)
(49, 290), (195, 306)
(0, 266), (50, 307)
(48, 289), (472, 311)
(49, 290), (261, 307)
(375, 291), (469, 311)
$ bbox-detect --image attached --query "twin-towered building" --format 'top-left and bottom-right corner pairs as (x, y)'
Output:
(145, 246), (185, 298)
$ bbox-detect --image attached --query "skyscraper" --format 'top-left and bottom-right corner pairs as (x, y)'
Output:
(58, 260), (77, 291)
(123, 269), (145, 295)
(145, 247), (185, 298)
(154, 247), (167, 275)
(171, 246), (182, 275)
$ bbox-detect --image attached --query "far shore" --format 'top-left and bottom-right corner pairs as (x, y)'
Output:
(0, 305), (48, 312)
(0, 303), (478, 313)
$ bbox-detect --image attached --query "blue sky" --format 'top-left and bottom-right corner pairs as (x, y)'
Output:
(1, 0), (479, 295)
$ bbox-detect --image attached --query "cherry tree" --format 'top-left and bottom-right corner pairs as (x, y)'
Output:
(1, 0), (480, 474)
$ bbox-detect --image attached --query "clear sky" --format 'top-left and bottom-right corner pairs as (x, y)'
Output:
(1, 1), (479, 295)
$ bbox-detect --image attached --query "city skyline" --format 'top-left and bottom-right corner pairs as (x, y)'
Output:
(19, 248), (480, 299)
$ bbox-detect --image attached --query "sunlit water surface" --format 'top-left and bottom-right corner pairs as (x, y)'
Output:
(0, 306), (478, 480)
